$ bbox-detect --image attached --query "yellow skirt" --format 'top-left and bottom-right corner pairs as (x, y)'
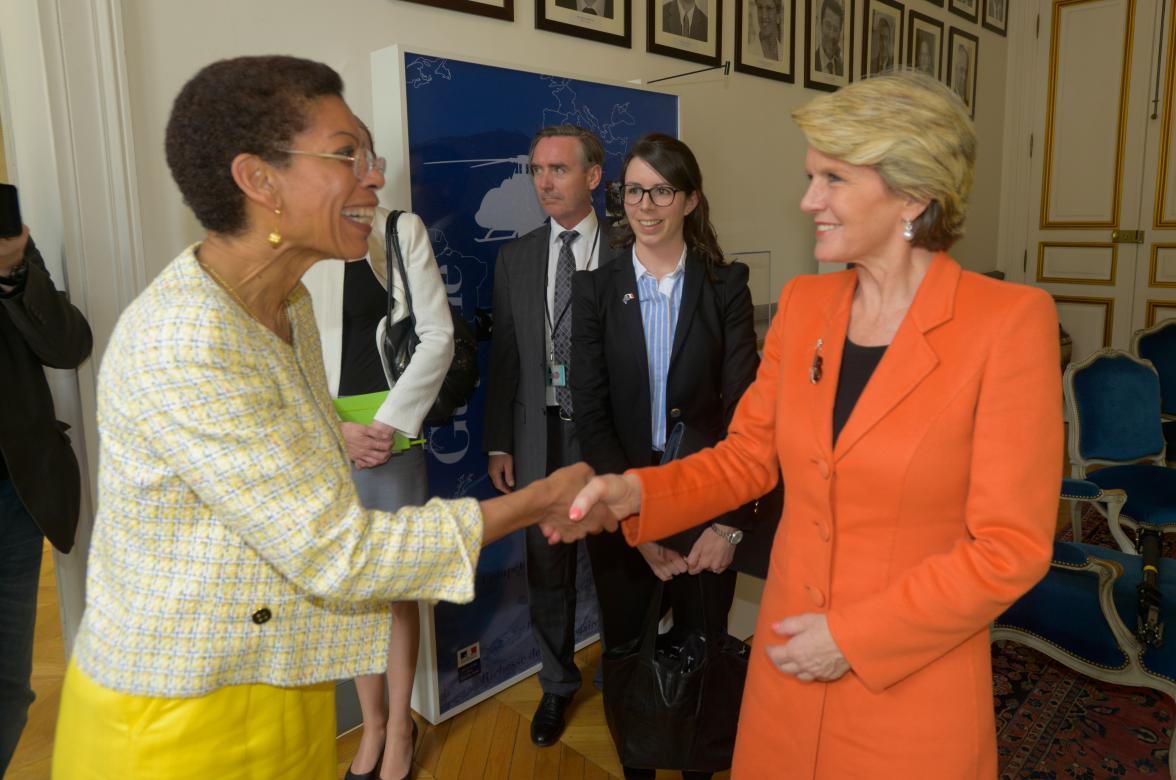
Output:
(52, 660), (336, 779)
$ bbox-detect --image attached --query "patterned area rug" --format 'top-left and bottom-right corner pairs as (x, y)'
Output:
(993, 509), (1173, 778)
(993, 641), (1172, 778)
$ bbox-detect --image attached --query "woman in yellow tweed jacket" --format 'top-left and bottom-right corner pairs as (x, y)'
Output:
(51, 56), (613, 780)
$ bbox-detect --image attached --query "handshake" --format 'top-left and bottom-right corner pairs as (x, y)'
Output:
(520, 463), (646, 544)
(479, 461), (646, 547)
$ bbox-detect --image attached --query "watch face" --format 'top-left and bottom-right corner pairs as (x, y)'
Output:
(730, 529), (744, 544)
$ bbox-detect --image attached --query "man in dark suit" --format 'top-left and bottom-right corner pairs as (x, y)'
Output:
(814, 0), (845, 76)
(483, 125), (609, 747)
(0, 226), (91, 774)
(555, 0), (615, 17)
(662, 0), (709, 41)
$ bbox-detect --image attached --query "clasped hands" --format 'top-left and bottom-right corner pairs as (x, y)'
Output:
(342, 420), (397, 469)
(765, 613), (850, 683)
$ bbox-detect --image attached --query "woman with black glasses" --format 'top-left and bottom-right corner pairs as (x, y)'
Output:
(570, 133), (759, 780)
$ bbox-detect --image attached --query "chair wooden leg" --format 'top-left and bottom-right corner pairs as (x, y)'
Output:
(1103, 490), (1135, 554)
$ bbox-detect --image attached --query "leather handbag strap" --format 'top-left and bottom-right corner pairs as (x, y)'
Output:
(384, 210), (417, 331)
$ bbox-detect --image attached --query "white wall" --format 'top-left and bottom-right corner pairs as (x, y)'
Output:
(118, 0), (1009, 298)
(0, 0), (97, 651)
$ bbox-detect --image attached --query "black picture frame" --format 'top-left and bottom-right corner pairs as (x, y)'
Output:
(401, 0), (514, 21)
(906, 9), (944, 79)
(948, 0), (978, 23)
(946, 26), (978, 117)
(536, 0), (632, 47)
(981, 0), (1007, 35)
(734, 0), (797, 82)
(861, 0), (903, 79)
(804, 0), (855, 92)
(648, 0), (724, 65)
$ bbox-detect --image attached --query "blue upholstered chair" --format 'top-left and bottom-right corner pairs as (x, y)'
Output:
(1062, 477), (1128, 549)
(1133, 319), (1176, 457)
(1064, 349), (1176, 554)
(992, 537), (1176, 778)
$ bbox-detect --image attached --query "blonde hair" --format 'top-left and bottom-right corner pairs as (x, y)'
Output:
(791, 70), (976, 250)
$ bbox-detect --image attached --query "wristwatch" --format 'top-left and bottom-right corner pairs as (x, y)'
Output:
(709, 524), (743, 545)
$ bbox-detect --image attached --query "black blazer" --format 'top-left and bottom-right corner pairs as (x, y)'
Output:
(482, 219), (617, 488)
(0, 238), (92, 552)
(570, 248), (759, 548)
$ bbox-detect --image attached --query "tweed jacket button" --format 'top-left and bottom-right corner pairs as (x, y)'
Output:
(252, 608), (272, 625)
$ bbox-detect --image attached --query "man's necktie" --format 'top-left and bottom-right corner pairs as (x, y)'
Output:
(583, 4), (598, 13)
(553, 230), (578, 415)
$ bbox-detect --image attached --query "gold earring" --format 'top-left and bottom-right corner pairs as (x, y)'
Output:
(267, 208), (283, 248)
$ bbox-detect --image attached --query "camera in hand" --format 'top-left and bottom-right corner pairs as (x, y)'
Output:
(0, 184), (22, 239)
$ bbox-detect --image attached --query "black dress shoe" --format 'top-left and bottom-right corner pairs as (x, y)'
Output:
(530, 692), (572, 746)
(343, 745), (383, 780)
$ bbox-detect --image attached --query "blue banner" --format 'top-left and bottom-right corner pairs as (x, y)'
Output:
(404, 53), (678, 716)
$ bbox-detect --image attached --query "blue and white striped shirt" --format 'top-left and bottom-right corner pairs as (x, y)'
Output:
(633, 247), (687, 451)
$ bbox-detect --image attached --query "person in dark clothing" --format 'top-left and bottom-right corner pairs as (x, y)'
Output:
(0, 225), (92, 774)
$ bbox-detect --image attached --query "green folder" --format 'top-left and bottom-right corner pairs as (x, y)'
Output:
(332, 391), (423, 453)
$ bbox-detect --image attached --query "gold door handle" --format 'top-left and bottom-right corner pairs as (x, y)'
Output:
(1111, 229), (1144, 243)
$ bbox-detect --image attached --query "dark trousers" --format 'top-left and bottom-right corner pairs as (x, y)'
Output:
(586, 521), (736, 779)
(525, 411), (583, 697)
(0, 479), (43, 775)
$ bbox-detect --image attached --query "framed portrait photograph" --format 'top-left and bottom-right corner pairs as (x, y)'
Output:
(861, 0), (902, 79)
(804, 0), (854, 92)
(981, 0), (1007, 35)
(649, 0), (723, 66)
(536, 0), (632, 47)
(906, 10), (944, 80)
(402, 0), (514, 21)
(949, 0), (978, 23)
(946, 27), (978, 116)
(735, 0), (796, 82)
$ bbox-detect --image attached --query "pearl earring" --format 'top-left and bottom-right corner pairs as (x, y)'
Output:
(902, 219), (914, 242)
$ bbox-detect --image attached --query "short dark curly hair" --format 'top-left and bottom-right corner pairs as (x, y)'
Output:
(165, 55), (344, 234)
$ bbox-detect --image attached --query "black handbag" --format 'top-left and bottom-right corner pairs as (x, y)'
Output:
(381, 210), (478, 425)
(601, 577), (750, 772)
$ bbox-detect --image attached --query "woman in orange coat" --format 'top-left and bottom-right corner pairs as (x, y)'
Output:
(567, 71), (1063, 778)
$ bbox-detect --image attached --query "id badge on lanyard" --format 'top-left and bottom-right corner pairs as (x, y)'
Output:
(547, 350), (568, 387)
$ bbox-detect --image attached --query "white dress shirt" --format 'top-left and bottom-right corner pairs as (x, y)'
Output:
(545, 211), (603, 406)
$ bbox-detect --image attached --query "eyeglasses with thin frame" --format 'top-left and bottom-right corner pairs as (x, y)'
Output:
(621, 183), (682, 207)
(279, 147), (387, 180)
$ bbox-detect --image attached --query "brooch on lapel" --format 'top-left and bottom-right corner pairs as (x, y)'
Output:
(810, 338), (823, 384)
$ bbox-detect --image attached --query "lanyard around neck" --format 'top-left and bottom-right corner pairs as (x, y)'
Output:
(544, 222), (601, 341)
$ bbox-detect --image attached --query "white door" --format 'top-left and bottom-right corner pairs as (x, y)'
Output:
(1026, 0), (1176, 361)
